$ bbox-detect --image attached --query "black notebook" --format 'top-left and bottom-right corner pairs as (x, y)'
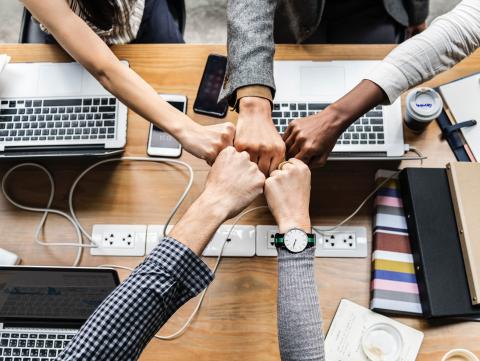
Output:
(400, 168), (480, 318)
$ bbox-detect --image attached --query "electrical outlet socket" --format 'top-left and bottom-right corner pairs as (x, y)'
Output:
(90, 224), (147, 256)
(146, 224), (255, 257)
(256, 225), (368, 258)
(202, 225), (255, 257)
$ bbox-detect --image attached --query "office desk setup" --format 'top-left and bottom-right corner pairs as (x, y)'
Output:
(0, 44), (479, 361)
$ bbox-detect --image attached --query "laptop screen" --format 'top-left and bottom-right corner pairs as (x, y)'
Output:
(0, 267), (120, 326)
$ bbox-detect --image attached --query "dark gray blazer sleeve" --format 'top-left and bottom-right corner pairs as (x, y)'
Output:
(220, 0), (278, 104)
(406, 0), (429, 25)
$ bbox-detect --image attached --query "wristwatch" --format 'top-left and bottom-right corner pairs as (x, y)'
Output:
(274, 228), (316, 253)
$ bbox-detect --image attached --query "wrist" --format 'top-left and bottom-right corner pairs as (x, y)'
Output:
(239, 97), (271, 117)
(277, 216), (311, 234)
(194, 192), (228, 225)
(169, 114), (199, 141)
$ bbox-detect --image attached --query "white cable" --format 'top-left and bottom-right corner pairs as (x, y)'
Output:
(1, 163), (86, 266)
(97, 264), (134, 272)
(154, 205), (268, 341)
(1, 147), (426, 338)
(1, 157), (194, 266)
(67, 157), (194, 242)
(313, 147), (425, 234)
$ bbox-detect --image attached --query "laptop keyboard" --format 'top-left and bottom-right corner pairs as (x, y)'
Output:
(0, 331), (76, 361)
(272, 102), (385, 145)
(0, 97), (118, 144)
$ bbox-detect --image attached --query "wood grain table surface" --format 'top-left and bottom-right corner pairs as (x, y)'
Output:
(0, 44), (479, 361)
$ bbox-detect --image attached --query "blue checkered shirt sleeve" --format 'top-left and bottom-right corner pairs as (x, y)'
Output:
(55, 237), (214, 361)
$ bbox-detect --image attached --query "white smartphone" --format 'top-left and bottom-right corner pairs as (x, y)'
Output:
(147, 94), (186, 157)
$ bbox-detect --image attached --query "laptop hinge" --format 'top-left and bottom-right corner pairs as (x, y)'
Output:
(2, 320), (83, 329)
(329, 151), (388, 158)
(4, 144), (104, 152)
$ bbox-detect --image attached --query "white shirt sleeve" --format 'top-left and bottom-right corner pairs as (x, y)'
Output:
(366, 0), (480, 104)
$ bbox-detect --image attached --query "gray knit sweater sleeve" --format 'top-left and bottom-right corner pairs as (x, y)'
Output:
(277, 247), (325, 361)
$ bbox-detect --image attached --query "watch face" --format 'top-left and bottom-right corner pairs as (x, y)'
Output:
(284, 229), (308, 253)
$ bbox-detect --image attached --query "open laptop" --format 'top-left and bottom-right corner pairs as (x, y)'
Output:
(0, 62), (128, 159)
(0, 266), (120, 360)
(273, 61), (405, 158)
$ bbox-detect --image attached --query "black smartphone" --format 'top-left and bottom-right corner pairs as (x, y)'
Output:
(193, 54), (228, 118)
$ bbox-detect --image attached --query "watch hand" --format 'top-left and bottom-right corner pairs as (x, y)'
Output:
(293, 240), (297, 248)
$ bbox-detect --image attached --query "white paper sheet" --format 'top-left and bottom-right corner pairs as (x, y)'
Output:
(439, 73), (480, 161)
(325, 299), (424, 361)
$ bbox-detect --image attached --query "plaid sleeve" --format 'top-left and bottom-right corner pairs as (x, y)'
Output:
(56, 237), (214, 361)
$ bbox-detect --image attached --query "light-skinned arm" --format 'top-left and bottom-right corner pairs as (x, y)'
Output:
(265, 159), (325, 361)
(284, 0), (480, 168)
(221, 0), (285, 175)
(57, 146), (265, 361)
(22, 0), (235, 164)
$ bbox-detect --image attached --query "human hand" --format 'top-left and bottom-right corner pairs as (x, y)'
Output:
(264, 158), (311, 233)
(234, 97), (285, 175)
(202, 146), (266, 219)
(170, 146), (265, 254)
(284, 79), (387, 168)
(179, 122), (235, 165)
(283, 106), (345, 168)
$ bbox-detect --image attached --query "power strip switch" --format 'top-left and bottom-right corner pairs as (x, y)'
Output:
(90, 224), (147, 256)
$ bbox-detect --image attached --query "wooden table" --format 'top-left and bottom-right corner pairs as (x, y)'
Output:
(0, 44), (479, 361)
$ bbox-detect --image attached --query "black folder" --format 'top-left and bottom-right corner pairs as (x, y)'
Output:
(400, 168), (480, 318)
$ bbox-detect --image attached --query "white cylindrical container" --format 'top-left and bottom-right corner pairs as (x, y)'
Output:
(405, 87), (443, 131)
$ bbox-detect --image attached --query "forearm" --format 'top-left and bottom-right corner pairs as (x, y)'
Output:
(170, 193), (227, 255)
(56, 238), (213, 361)
(323, 79), (388, 132)
(23, 0), (196, 141)
(277, 248), (325, 361)
(367, 0), (480, 103)
(96, 61), (194, 138)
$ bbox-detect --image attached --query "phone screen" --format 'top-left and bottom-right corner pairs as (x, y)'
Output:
(193, 54), (228, 117)
(150, 101), (183, 149)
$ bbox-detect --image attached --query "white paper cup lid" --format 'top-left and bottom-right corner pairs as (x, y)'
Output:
(406, 87), (443, 122)
(362, 323), (403, 361)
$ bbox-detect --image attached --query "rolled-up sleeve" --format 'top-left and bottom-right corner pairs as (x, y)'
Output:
(366, 0), (480, 104)
(56, 237), (214, 361)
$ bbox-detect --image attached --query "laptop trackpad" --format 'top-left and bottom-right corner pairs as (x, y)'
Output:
(37, 63), (82, 96)
(300, 66), (345, 97)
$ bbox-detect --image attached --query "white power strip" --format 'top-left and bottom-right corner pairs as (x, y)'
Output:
(256, 225), (368, 257)
(145, 224), (256, 257)
(90, 224), (147, 256)
(91, 224), (368, 258)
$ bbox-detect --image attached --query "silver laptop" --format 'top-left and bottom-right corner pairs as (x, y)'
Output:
(0, 62), (128, 158)
(0, 266), (119, 361)
(273, 61), (405, 158)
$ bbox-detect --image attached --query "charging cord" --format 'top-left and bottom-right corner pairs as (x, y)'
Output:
(313, 146), (425, 234)
(1, 146), (426, 340)
(1, 157), (194, 266)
